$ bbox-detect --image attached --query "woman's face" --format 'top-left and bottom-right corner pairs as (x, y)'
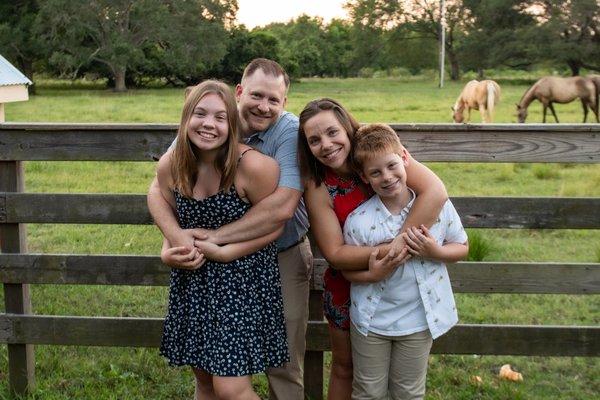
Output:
(187, 93), (229, 151)
(303, 110), (351, 171)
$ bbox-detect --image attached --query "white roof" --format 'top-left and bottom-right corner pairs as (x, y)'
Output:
(0, 54), (33, 86)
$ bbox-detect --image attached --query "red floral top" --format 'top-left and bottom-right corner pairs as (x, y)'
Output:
(321, 168), (372, 330)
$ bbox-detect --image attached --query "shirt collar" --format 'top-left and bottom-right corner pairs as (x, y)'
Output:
(246, 111), (286, 142)
(375, 188), (416, 220)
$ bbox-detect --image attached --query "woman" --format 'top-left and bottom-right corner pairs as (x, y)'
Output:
(297, 98), (447, 400)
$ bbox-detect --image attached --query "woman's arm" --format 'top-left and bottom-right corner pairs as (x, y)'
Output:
(402, 225), (469, 263)
(403, 154), (448, 228)
(388, 153), (448, 252)
(341, 248), (403, 282)
(305, 180), (404, 271)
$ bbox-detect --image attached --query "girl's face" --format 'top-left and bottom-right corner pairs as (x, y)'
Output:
(303, 110), (351, 172)
(187, 93), (229, 151)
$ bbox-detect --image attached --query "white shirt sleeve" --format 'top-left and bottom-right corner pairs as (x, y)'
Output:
(441, 200), (468, 244)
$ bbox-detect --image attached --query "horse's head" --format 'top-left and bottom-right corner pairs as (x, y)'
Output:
(451, 106), (464, 123)
(516, 103), (527, 123)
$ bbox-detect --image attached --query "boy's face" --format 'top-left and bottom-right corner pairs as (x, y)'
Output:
(360, 150), (409, 201)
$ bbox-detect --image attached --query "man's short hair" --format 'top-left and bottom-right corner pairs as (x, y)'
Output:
(351, 123), (404, 172)
(242, 58), (290, 89)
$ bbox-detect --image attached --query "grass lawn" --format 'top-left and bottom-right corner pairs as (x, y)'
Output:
(1, 76), (599, 399)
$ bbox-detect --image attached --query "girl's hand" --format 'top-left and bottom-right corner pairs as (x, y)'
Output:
(194, 240), (226, 263)
(368, 247), (407, 281)
(161, 246), (205, 270)
(402, 225), (441, 260)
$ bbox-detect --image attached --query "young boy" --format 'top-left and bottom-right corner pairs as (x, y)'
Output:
(342, 124), (469, 400)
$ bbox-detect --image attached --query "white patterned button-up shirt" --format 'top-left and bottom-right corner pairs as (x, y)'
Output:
(343, 192), (468, 339)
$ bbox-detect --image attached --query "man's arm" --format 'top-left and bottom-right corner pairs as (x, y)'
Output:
(210, 186), (301, 245)
(211, 117), (304, 245)
(201, 148), (285, 254)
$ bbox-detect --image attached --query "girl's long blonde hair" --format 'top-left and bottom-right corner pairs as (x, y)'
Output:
(171, 80), (240, 198)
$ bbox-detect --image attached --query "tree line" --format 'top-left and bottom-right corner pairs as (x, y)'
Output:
(1, 0), (598, 92)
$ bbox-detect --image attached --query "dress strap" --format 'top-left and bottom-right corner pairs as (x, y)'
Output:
(237, 148), (255, 165)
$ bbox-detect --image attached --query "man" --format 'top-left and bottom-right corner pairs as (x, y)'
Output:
(147, 58), (311, 400)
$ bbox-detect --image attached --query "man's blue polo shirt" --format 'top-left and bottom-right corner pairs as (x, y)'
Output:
(244, 111), (309, 251)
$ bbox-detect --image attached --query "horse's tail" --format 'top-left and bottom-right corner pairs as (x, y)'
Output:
(486, 81), (498, 122)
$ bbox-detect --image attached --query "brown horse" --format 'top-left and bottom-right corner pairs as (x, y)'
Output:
(588, 74), (600, 116)
(452, 80), (501, 123)
(516, 76), (599, 123)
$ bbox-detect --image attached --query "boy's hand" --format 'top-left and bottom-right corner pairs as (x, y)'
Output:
(161, 246), (205, 270)
(402, 225), (441, 260)
(389, 234), (412, 264)
(368, 247), (407, 281)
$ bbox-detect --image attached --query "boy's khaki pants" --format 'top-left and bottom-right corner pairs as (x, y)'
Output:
(350, 324), (433, 400)
(267, 237), (313, 400)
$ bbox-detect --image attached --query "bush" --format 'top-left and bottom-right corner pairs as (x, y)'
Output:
(466, 230), (494, 261)
(533, 164), (560, 180)
(358, 67), (375, 78)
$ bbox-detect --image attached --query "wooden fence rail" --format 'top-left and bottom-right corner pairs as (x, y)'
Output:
(1, 123), (600, 398)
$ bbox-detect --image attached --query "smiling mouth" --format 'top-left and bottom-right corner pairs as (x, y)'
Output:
(322, 148), (341, 160)
(197, 131), (217, 139)
(250, 111), (270, 120)
(382, 180), (400, 190)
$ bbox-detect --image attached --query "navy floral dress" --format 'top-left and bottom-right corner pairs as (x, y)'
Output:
(160, 188), (289, 376)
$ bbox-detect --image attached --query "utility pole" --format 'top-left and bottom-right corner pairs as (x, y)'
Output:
(439, 0), (446, 88)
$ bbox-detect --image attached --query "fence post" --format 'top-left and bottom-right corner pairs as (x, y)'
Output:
(0, 160), (36, 394)
(304, 288), (324, 400)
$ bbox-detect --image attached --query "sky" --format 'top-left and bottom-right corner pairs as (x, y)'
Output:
(236, 0), (349, 29)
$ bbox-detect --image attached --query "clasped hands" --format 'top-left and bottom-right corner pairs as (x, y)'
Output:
(161, 228), (218, 270)
(368, 225), (440, 280)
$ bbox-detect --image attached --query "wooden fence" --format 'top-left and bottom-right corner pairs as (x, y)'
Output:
(1, 123), (599, 398)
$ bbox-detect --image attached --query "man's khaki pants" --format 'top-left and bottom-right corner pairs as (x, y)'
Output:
(267, 237), (312, 400)
(351, 325), (433, 400)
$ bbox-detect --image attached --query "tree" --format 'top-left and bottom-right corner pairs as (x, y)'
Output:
(215, 27), (283, 83)
(323, 19), (354, 76)
(403, 0), (472, 80)
(532, 0), (600, 75)
(460, 0), (538, 74)
(143, 0), (236, 85)
(343, 0), (404, 74)
(37, 0), (235, 91)
(261, 15), (334, 77)
(0, 0), (45, 94)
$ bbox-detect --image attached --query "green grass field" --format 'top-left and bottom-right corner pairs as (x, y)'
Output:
(1, 76), (599, 399)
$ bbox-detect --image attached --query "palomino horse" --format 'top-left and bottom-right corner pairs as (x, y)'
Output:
(452, 80), (501, 123)
(516, 76), (599, 123)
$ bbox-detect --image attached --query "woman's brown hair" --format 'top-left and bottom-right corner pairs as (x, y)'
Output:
(171, 80), (240, 198)
(298, 98), (360, 186)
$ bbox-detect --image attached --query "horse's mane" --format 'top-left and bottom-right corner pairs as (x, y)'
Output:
(518, 80), (539, 106)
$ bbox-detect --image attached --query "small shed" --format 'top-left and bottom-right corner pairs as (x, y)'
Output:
(0, 54), (33, 122)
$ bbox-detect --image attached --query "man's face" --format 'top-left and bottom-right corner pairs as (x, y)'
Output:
(236, 69), (287, 135)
